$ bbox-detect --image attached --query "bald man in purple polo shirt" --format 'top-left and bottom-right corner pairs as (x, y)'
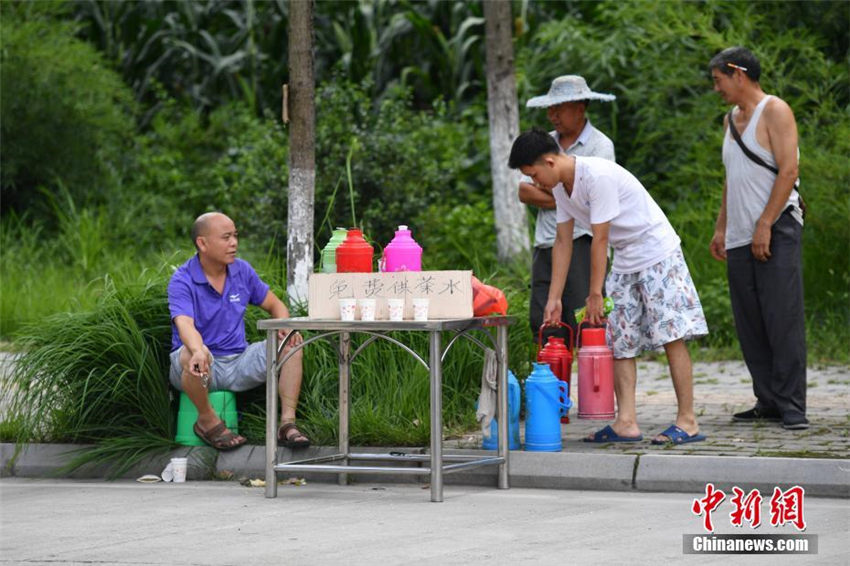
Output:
(168, 212), (309, 450)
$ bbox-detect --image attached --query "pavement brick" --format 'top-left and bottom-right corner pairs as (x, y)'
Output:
(452, 361), (850, 460)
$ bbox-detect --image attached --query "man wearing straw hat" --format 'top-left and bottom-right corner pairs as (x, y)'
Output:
(519, 75), (616, 344)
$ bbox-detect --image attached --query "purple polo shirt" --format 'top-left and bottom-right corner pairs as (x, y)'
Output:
(168, 255), (270, 355)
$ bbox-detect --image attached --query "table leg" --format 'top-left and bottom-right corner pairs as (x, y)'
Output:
(265, 330), (279, 498)
(497, 324), (510, 489)
(338, 331), (351, 486)
(429, 330), (443, 502)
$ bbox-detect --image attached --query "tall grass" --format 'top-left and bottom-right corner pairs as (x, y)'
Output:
(2, 236), (535, 473)
(5, 273), (176, 476)
(0, 209), (147, 340)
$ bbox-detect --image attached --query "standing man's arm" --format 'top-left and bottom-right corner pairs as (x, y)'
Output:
(710, 181), (729, 261)
(752, 98), (799, 262)
(586, 221), (610, 325)
(710, 112), (730, 262)
(518, 180), (556, 208)
(543, 220), (574, 325)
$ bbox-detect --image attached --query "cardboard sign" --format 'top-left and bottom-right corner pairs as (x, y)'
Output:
(308, 271), (473, 320)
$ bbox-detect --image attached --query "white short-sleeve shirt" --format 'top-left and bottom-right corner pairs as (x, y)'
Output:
(553, 156), (681, 273)
(519, 122), (615, 247)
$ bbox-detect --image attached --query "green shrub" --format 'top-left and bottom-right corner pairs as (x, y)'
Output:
(0, 2), (134, 214)
(313, 79), (489, 250)
(516, 0), (850, 351)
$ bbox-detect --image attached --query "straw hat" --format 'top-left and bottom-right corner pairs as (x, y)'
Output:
(526, 75), (616, 107)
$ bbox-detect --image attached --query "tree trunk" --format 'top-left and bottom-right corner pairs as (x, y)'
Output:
(483, 0), (529, 262)
(286, 0), (315, 305)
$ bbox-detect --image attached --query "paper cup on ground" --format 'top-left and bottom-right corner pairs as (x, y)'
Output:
(339, 298), (357, 321)
(412, 298), (430, 321)
(161, 462), (174, 482)
(358, 298), (376, 321)
(171, 457), (188, 483)
(387, 298), (405, 321)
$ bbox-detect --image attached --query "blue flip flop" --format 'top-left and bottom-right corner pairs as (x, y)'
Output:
(651, 424), (706, 445)
(584, 425), (643, 443)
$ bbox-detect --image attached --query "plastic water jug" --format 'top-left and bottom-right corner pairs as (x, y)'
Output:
(482, 370), (521, 450)
(524, 362), (571, 452)
(537, 322), (574, 424)
(320, 227), (349, 273)
(335, 228), (374, 273)
(577, 323), (615, 419)
(380, 225), (423, 272)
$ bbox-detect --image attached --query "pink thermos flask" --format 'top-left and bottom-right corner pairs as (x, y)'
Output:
(577, 323), (615, 419)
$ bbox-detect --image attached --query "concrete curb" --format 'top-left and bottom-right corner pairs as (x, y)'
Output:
(635, 454), (850, 497)
(2, 443), (847, 497)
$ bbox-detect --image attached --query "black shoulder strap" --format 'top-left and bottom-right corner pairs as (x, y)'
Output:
(726, 109), (778, 174)
(726, 109), (800, 192)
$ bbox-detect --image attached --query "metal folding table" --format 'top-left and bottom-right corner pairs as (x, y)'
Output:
(258, 316), (514, 502)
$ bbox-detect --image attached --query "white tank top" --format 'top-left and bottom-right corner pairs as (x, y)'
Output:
(722, 95), (802, 250)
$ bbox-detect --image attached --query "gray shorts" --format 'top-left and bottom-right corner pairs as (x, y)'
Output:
(169, 341), (268, 392)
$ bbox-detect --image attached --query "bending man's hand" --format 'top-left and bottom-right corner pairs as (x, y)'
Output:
(543, 299), (562, 328)
(586, 293), (605, 326)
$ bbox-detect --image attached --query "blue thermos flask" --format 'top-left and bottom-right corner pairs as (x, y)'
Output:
(524, 362), (571, 452)
(482, 370), (521, 450)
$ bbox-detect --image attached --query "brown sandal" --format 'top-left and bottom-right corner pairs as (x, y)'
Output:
(193, 421), (246, 451)
(278, 422), (311, 449)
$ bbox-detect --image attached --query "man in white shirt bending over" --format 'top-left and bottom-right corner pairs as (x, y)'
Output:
(518, 75), (616, 346)
(509, 129), (709, 445)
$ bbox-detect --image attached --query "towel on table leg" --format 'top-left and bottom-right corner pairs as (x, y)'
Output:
(476, 348), (498, 438)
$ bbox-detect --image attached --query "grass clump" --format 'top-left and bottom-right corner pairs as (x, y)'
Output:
(3, 256), (528, 472)
(5, 273), (176, 476)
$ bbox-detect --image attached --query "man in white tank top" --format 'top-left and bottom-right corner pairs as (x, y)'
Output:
(709, 47), (808, 430)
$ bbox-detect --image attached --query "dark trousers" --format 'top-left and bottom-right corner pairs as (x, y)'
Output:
(727, 210), (807, 419)
(530, 235), (592, 347)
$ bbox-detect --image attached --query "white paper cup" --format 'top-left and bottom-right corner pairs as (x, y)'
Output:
(171, 457), (188, 483)
(161, 462), (174, 482)
(412, 298), (430, 321)
(358, 298), (376, 321)
(339, 298), (357, 321)
(387, 298), (405, 321)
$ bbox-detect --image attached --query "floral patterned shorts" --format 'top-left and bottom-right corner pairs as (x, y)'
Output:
(606, 249), (708, 358)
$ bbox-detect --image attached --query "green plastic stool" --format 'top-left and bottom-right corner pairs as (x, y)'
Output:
(175, 391), (239, 446)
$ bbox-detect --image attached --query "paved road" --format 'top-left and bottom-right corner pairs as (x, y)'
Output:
(1, 478), (847, 565)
